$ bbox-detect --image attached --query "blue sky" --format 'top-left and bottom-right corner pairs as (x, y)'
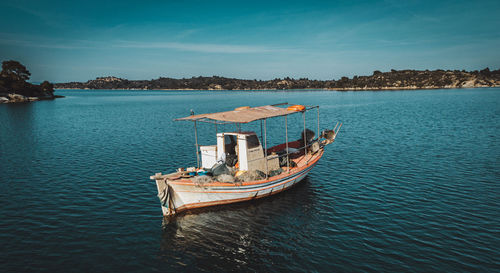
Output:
(0, 0), (499, 82)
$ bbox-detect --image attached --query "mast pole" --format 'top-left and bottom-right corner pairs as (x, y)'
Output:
(194, 121), (200, 169)
(285, 115), (289, 173)
(264, 119), (268, 179)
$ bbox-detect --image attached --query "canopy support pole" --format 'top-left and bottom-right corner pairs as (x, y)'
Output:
(285, 115), (289, 173)
(303, 111), (308, 163)
(317, 106), (320, 140)
(264, 119), (268, 179)
(260, 120), (263, 144)
(194, 121), (200, 169)
(303, 111), (306, 151)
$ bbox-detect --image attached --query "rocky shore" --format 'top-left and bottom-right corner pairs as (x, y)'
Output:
(0, 93), (63, 104)
(55, 68), (500, 91)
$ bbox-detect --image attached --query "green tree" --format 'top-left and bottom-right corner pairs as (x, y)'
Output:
(1, 60), (31, 81)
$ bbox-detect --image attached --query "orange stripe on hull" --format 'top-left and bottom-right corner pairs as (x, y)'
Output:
(174, 177), (302, 213)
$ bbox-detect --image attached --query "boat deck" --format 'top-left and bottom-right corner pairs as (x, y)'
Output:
(165, 149), (324, 187)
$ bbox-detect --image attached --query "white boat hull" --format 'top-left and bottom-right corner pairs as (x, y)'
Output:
(154, 150), (323, 216)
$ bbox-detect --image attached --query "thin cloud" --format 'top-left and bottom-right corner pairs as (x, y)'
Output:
(0, 38), (96, 49)
(114, 41), (290, 54)
(0, 36), (295, 54)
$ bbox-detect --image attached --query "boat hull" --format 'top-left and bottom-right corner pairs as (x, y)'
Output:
(155, 150), (323, 216)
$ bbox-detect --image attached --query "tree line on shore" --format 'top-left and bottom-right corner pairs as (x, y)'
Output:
(55, 68), (500, 90)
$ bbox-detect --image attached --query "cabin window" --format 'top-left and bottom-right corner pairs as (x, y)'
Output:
(247, 135), (261, 149)
(224, 135), (237, 154)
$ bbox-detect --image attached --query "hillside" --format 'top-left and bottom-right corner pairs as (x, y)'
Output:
(54, 68), (500, 91)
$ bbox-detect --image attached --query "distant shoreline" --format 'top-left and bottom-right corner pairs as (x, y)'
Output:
(55, 86), (499, 91)
(54, 68), (500, 91)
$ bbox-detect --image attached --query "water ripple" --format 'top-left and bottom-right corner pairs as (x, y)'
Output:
(1, 89), (499, 272)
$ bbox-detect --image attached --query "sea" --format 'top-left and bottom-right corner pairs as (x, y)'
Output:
(0, 88), (499, 272)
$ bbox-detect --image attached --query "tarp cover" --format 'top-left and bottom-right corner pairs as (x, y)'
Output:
(176, 105), (296, 123)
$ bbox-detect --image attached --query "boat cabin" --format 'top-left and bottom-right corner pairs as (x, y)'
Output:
(200, 131), (279, 173)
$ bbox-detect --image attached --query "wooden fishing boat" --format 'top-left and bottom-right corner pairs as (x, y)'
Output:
(150, 103), (341, 217)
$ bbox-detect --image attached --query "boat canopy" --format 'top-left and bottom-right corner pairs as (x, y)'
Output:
(176, 104), (315, 124)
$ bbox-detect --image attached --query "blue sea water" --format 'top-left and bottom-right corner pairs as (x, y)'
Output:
(0, 88), (499, 272)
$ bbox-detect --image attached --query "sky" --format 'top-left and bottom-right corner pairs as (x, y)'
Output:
(0, 0), (499, 82)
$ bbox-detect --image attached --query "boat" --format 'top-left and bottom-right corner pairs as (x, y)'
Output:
(150, 103), (341, 217)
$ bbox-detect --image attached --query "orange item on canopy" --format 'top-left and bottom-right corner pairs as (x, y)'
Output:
(287, 105), (305, 112)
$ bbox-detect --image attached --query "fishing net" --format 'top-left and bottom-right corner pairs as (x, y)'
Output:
(191, 175), (213, 186)
(216, 174), (235, 183)
(235, 170), (266, 183)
